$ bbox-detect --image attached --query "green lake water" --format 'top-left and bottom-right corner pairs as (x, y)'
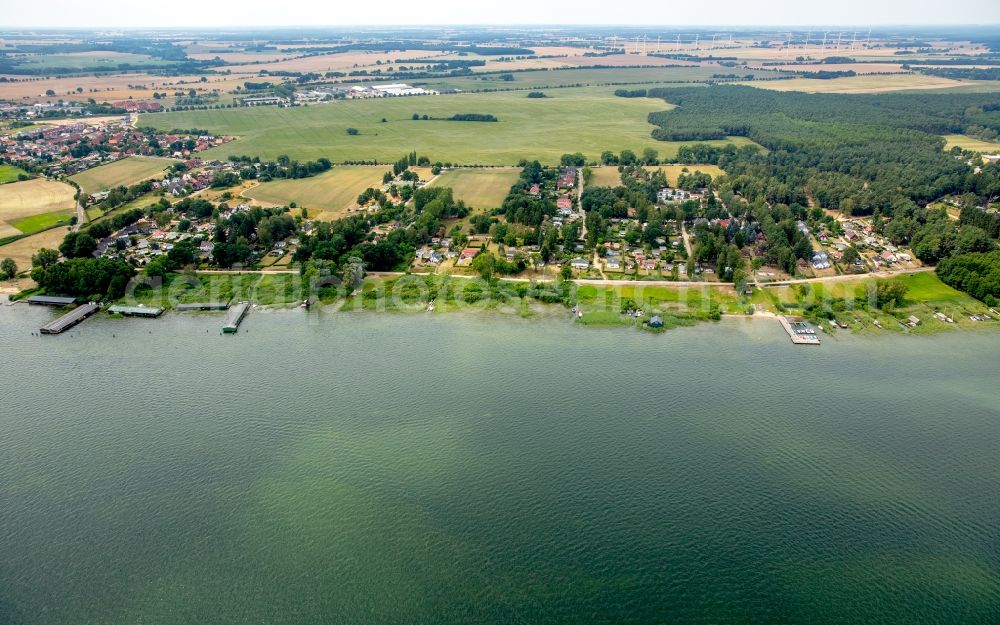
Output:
(1, 305), (998, 624)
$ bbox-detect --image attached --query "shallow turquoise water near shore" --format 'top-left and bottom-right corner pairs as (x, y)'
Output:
(1, 306), (998, 624)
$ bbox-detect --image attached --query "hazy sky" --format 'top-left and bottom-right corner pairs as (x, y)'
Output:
(3, 0), (999, 28)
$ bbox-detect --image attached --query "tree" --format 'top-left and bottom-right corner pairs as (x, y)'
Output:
(1, 257), (16, 280)
(60, 232), (97, 259)
(560, 264), (573, 281)
(641, 147), (659, 165)
(346, 127), (359, 135)
(342, 256), (365, 291)
(619, 149), (637, 166)
(31, 248), (59, 270)
(842, 246), (860, 266)
(872, 279), (908, 310)
(471, 250), (496, 281)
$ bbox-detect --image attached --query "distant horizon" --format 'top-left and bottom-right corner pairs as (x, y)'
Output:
(2, 23), (999, 31)
(2, 0), (998, 29)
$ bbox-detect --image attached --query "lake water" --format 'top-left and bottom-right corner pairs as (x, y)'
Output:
(1, 305), (998, 625)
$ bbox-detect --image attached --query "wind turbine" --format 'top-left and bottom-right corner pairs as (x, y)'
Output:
(821, 31), (829, 50)
(711, 33), (719, 48)
(866, 28), (872, 47)
(851, 31), (858, 50)
(804, 31), (811, 49)
(676, 34), (681, 52)
(694, 33), (700, 50)
(835, 32), (843, 49)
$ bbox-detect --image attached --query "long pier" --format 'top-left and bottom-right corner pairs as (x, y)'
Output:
(177, 302), (230, 311)
(778, 316), (821, 345)
(40, 303), (100, 334)
(222, 302), (250, 333)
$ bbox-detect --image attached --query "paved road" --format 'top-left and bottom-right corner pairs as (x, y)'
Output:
(71, 199), (86, 232)
(193, 267), (933, 290)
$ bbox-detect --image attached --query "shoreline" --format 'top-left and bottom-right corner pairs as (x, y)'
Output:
(7, 278), (998, 340)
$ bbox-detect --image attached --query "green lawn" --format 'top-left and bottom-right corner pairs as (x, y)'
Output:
(0, 164), (29, 185)
(145, 85), (761, 165)
(119, 273), (317, 309)
(761, 272), (993, 334)
(10, 210), (74, 236)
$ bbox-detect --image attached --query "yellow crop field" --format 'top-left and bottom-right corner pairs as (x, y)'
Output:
(943, 134), (1000, 152)
(743, 73), (973, 93)
(427, 168), (520, 208)
(242, 166), (391, 219)
(588, 164), (725, 187)
(0, 178), (76, 221)
(70, 156), (175, 195)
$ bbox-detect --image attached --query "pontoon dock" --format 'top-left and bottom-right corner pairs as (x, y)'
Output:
(177, 302), (230, 311)
(39, 303), (100, 334)
(107, 305), (165, 318)
(778, 316), (821, 345)
(26, 295), (77, 306)
(222, 302), (250, 333)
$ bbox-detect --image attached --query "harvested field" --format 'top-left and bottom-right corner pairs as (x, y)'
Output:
(646, 164), (726, 186)
(223, 50), (445, 74)
(587, 167), (623, 186)
(0, 179), (76, 223)
(942, 134), (1000, 152)
(0, 72), (257, 103)
(149, 85), (763, 165)
(742, 74), (975, 93)
(751, 62), (908, 74)
(70, 156), (175, 195)
(588, 164), (725, 187)
(427, 168), (520, 208)
(0, 224), (69, 270)
(242, 166), (390, 219)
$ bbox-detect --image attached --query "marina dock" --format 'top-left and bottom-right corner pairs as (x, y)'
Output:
(222, 302), (250, 333)
(40, 303), (100, 334)
(778, 316), (821, 345)
(107, 305), (165, 318)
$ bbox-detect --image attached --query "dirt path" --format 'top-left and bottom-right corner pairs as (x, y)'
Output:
(680, 222), (694, 257)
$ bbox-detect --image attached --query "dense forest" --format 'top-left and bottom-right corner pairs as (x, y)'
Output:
(936, 251), (1000, 305)
(645, 86), (1000, 215)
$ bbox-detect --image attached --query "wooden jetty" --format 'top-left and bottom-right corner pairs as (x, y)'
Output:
(40, 303), (99, 334)
(107, 305), (165, 318)
(177, 302), (230, 311)
(778, 316), (821, 345)
(222, 302), (250, 333)
(26, 295), (77, 306)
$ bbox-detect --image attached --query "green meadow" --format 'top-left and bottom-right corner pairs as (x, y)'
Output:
(146, 86), (759, 165)
(0, 164), (29, 185)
